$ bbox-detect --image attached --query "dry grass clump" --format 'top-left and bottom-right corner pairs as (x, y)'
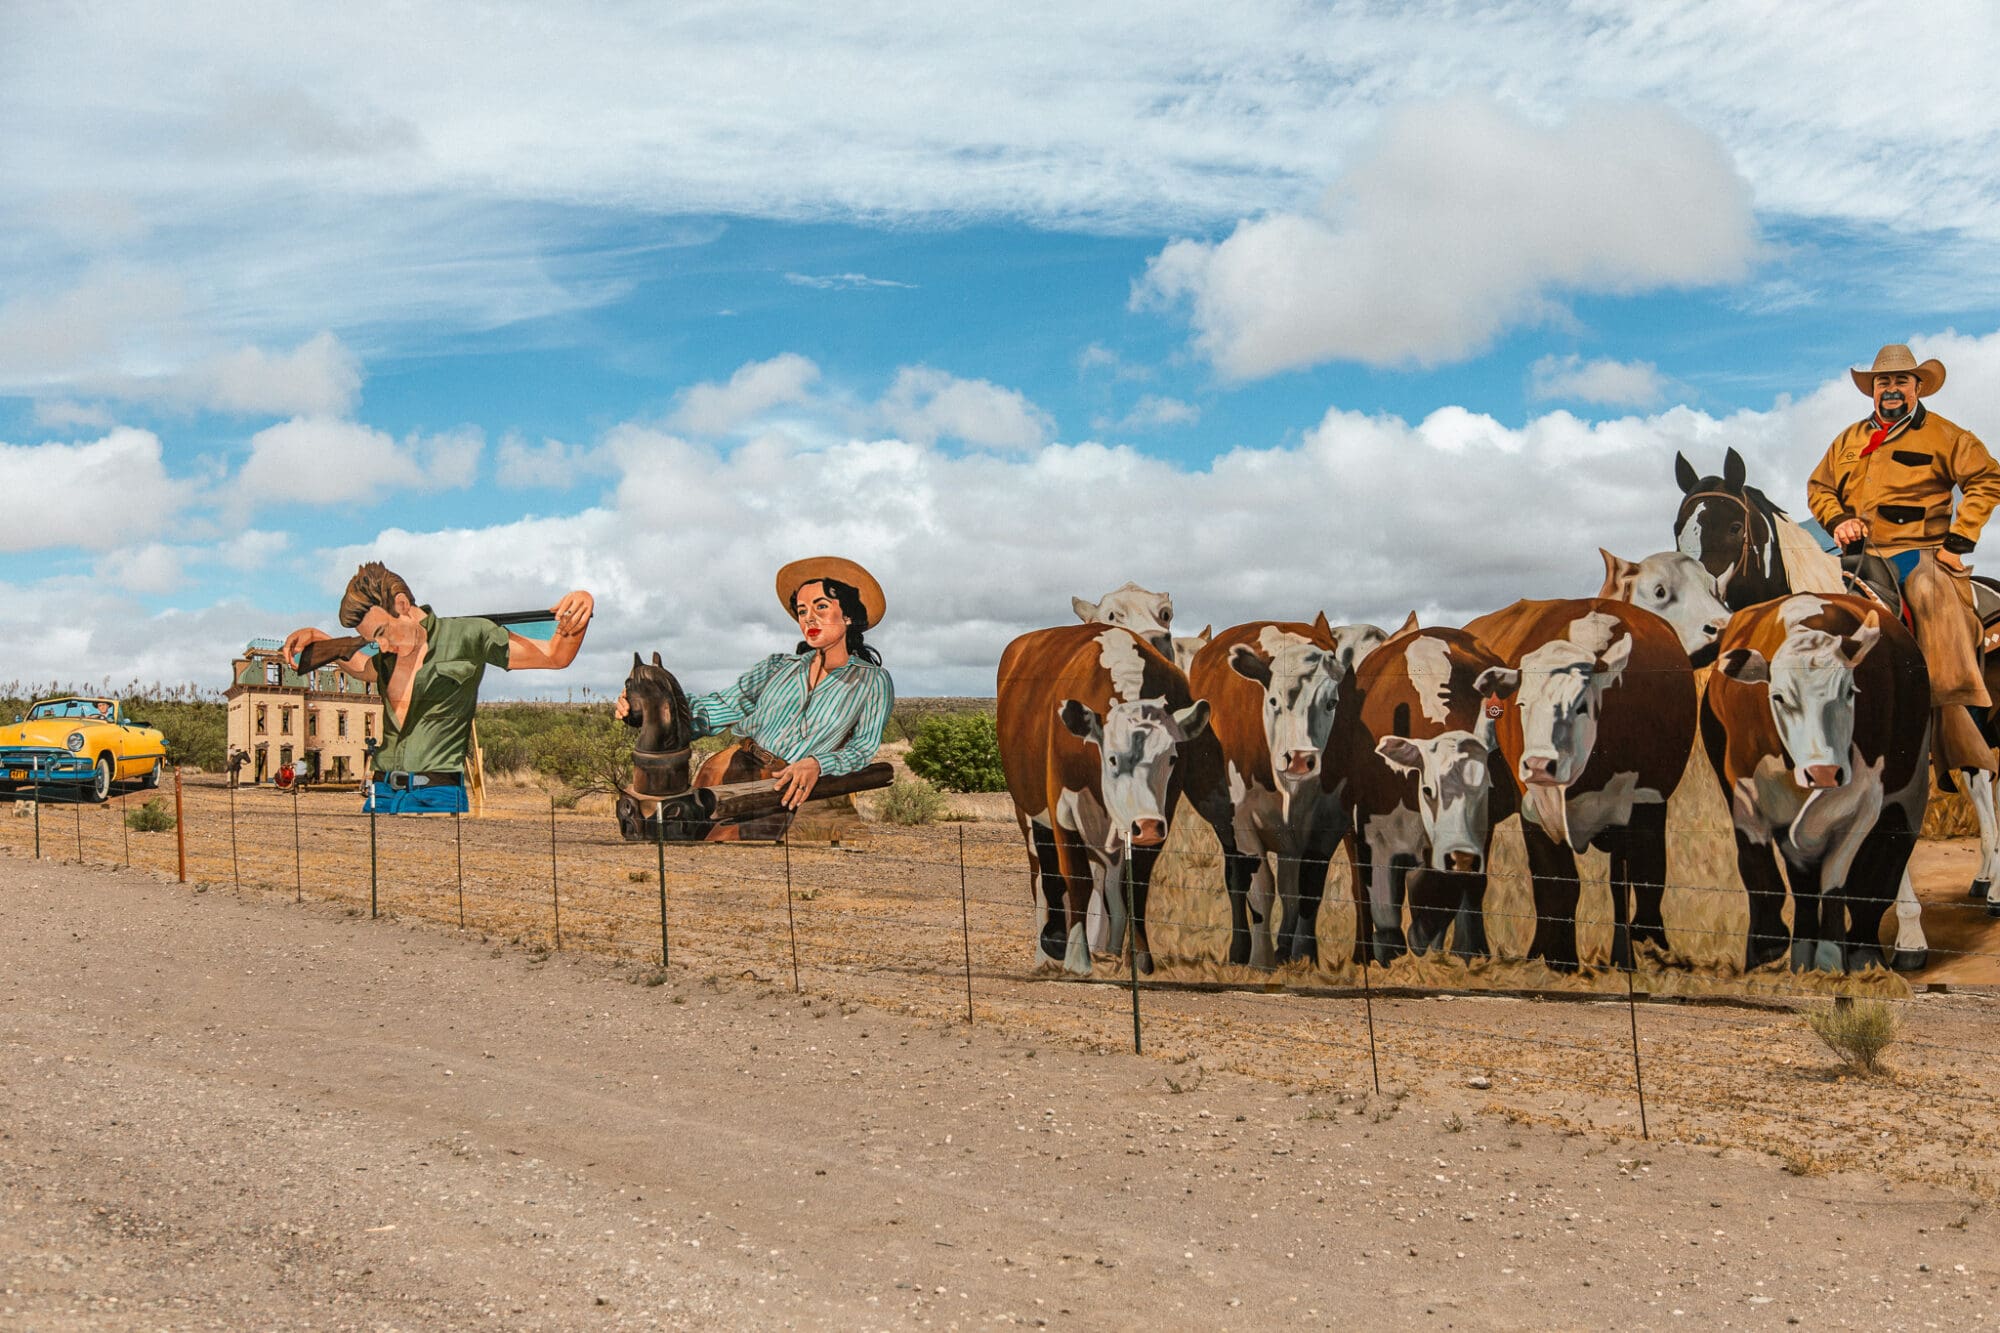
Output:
(1804, 999), (1899, 1075)
(876, 776), (950, 826)
(1923, 775), (1980, 839)
(125, 797), (176, 832)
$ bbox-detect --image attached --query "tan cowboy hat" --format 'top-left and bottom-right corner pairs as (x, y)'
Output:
(1851, 344), (1946, 397)
(775, 556), (886, 629)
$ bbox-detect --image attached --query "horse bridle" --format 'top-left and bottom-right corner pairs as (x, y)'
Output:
(1675, 487), (1769, 588)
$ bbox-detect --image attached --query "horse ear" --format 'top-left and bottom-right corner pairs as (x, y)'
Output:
(651, 651), (663, 668)
(1723, 447), (1746, 491)
(1674, 452), (1698, 495)
(632, 651), (643, 670)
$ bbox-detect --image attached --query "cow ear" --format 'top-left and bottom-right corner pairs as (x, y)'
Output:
(1719, 647), (1770, 684)
(1474, 666), (1521, 699)
(1070, 596), (1097, 624)
(1394, 611), (1419, 637)
(1171, 699), (1210, 740)
(1199, 624), (1213, 642)
(1374, 735), (1423, 775)
(1594, 632), (1634, 683)
(1723, 447), (1746, 491)
(1228, 643), (1273, 685)
(1597, 548), (1637, 598)
(1842, 610), (1883, 667)
(1312, 610), (1332, 637)
(1057, 698), (1102, 743)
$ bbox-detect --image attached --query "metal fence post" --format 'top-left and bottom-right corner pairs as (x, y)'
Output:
(1358, 947), (1382, 1096)
(227, 775), (240, 890)
(455, 809), (465, 928)
(1625, 962), (1650, 1141)
(74, 800), (82, 862)
(368, 805), (378, 918)
(292, 785), (302, 903)
(958, 825), (974, 1026)
(548, 795), (561, 950)
(121, 790), (130, 867)
(782, 830), (800, 993)
(33, 779), (42, 858)
(655, 811), (670, 968)
(172, 768), (185, 883)
(1123, 855), (1142, 1055)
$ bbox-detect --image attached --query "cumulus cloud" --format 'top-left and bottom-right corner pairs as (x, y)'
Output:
(1139, 97), (1757, 377)
(235, 418), (482, 509)
(495, 434), (610, 489)
(1094, 395), (1200, 434)
(0, 427), (190, 551)
(669, 354), (822, 437)
(1529, 355), (1668, 409)
(878, 366), (1054, 451)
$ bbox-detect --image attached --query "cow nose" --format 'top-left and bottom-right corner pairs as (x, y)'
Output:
(1803, 764), (1844, 789)
(1446, 851), (1482, 874)
(1281, 750), (1318, 778)
(1521, 756), (1559, 784)
(1130, 818), (1167, 847)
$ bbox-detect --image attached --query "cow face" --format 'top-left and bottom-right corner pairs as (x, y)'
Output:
(1598, 549), (1728, 665)
(1058, 696), (1211, 846)
(1229, 628), (1341, 787)
(1376, 732), (1494, 873)
(1509, 620), (1634, 790)
(1072, 582), (1174, 658)
(1719, 611), (1881, 789)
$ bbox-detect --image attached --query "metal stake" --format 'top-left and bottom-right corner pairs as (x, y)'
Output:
(655, 811), (670, 968)
(1358, 947), (1382, 1096)
(548, 795), (561, 949)
(369, 805), (378, 918)
(32, 779), (41, 858)
(172, 768), (185, 883)
(782, 830), (801, 993)
(957, 825), (974, 1026)
(74, 800), (82, 862)
(228, 775), (240, 890)
(292, 785), (302, 903)
(121, 790), (130, 867)
(455, 810), (464, 927)
(1123, 856), (1142, 1055)
(1625, 961), (1650, 1141)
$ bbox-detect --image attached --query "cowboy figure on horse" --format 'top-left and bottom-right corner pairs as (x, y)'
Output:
(1807, 343), (2000, 769)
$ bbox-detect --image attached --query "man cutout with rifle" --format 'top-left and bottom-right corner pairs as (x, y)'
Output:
(282, 562), (595, 813)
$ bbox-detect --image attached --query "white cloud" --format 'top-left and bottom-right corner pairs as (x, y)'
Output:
(495, 433), (610, 489)
(1529, 355), (1668, 409)
(185, 332), (362, 416)
(1139, 97), (1757, 377)
(94, 543), (186, 595)
(235, 417), (482, 509)
(879, 366), (1053, 451)
(668, 354), (822, 437)
(783, 272), (914, 290)
(32, 399), (115, 429)
(1077, 343), (1153, 381)
(0, 427), (190, 551)
(1095, 395), (1200, 434)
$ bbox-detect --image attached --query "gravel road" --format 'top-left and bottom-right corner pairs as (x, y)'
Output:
(4, 851), (1997, 1330)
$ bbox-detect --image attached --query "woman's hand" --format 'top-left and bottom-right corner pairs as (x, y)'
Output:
(612, 689), (630, 720)
(773, 757), (822, 809)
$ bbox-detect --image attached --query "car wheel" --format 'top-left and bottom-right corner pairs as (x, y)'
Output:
(91, 755), (113, 803)
(141, 758), (163, 789)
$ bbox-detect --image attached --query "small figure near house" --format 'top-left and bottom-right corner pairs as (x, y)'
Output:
(226, 747), (249, 789)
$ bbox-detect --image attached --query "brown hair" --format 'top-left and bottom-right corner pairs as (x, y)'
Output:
(338, 562), (416, 629)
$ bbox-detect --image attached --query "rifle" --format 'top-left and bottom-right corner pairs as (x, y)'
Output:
(292, 610), (562, 673)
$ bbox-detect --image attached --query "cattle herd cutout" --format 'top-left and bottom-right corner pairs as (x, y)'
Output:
(995, 450), (1986, 987)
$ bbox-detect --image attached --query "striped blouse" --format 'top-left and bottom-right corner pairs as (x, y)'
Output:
(688, 652), (894, 777)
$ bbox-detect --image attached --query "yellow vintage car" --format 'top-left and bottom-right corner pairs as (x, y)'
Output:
(0, 696), (168, 801)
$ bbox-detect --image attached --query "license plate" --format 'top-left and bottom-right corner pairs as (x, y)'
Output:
(8, 769), (22, 781)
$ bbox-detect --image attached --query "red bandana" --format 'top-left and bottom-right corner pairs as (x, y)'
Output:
(1859, 412), (1914, 458)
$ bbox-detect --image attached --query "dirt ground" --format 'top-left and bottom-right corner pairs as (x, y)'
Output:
(8, 852), (2000, 1331)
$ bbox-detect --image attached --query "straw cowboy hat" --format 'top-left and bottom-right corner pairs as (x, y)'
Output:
(1852, 343), (1946, 397)
(775, 556), (886, 629)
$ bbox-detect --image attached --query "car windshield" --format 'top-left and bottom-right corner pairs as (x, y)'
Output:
(27, 700), (114, 721)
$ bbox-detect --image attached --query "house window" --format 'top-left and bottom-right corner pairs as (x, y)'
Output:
(264, 660), (279, 685)
(255, 705), (267, 735)
(308, 711), (318, 738)
(280, 708), (292, 735)
(364, 713), (375, 740)
(338, 711), (349, 738)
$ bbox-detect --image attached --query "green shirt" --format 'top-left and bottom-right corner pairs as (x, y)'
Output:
(373, 611), (510, 775)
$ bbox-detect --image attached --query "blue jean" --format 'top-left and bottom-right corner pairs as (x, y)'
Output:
(365, 781), (468, 814)
(1887, 550), (1922, 583)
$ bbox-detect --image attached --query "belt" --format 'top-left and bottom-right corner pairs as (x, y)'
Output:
(374, 769), (463, 790)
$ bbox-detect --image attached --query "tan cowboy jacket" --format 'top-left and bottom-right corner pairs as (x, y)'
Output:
(1807, 406), (2000, 555)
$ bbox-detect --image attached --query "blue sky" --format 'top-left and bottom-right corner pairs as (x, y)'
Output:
(5, 2), (2000, 696)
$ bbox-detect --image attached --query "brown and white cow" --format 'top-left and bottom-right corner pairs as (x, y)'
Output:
(1462, 598), (1696, 971)
(997, 624), (1211, 976)
(1339, 626), (1520, 963)
(1596, 548), (1730, 666)
(1703, 593), (1931, 972)
(1073, 582), (1177, 659)
(1184, 615), (1382, 968)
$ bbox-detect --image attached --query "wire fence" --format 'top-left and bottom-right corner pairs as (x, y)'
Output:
(7, 767), (2000, 1194)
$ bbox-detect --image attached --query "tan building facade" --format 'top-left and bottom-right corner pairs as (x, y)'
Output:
(224, 639), (383, 784)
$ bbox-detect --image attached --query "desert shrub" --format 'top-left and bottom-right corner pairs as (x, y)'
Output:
(1805, 999), (1898, 1075)
(905, 713), (1005, 792)
(125, 798), (176, 832)
(876, 776), (950, 825)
